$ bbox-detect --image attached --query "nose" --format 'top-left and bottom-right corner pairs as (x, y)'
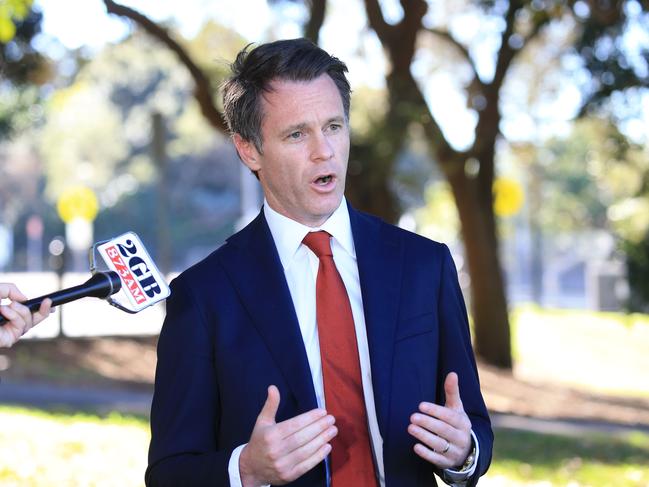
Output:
(310, 132), (334, 162)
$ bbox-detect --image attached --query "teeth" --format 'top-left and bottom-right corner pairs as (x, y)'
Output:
(317, 175), (332, 184)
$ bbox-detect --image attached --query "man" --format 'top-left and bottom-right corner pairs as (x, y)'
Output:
(0, 283), (51, 348)
(146, 38), (492, 486)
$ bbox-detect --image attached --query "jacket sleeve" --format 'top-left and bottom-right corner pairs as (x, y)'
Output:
(435, 245), (493, 486)
(146, 276), (232, 486)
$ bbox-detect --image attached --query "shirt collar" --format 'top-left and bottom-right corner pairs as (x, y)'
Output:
(263, 198), (356, 270)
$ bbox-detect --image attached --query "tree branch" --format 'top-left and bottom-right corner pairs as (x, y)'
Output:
(491, 0), (521, 92)
(427, 27), (483, 87)
(421, 108), (462, 163)
(364, 0), (457, 163)
(103, 0), (227, 134)
(304, 0), (326, 44)
(399, 0), (428, 38)
(363, 0), (395, 42)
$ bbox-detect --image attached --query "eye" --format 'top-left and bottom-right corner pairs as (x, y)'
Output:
(288, 131), (303, 140)
(329, 123), (341, 131)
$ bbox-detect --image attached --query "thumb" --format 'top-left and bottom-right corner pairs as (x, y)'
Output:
(257, 385), (281, 424)
(444, 372), (463, 410)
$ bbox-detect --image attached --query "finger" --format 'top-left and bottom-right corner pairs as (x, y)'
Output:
(410, 413), (463, 445)
(0, 306), (24, 347)
(278, 421), (337, 469)
(0, 326), (21, 348)
(417, 402), (471, 433)
(275, 407), (329, 439)
(32, 298), (52, 326)
(444, 372), (463, 410)
(407, 423), (449, 453)
(0, 284), (26, 303)
(282, 414), (336, 451)
(9, 301), (32, 326)
(257, 385), (281, 424)
(288, 442), (333, 481)
(7, 302), (29, 326)
(413, 442), (454, 469)
(0, 305), (20, 323)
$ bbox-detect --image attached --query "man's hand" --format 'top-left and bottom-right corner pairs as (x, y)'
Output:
(407, 372), (472, 469)
(239, 385), (337, 487)
(0, 283), (52, 348)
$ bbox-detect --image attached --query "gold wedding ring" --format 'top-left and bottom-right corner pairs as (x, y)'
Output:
(441, 439), (451, 454)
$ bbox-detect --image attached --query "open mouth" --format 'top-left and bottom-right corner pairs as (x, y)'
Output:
(314, 175), (334, 185)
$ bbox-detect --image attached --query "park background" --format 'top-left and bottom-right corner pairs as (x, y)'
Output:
(1, 0), (648, 485)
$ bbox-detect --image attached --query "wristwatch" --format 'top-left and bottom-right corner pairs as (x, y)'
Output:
(456, 449), (476, 472)
(441, 443), (476, 484)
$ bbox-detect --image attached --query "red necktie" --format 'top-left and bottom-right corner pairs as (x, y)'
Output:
(302, 231), (378, 487)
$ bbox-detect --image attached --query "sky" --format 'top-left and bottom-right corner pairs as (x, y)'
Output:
(33, 0), (386, 93)
(35, 0), (271, 50)
(32, 0), (649, 148)
(34, 0), (368, 62)
(32, 0), (483, 149)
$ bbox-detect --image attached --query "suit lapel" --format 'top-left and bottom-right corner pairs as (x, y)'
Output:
(349, 205), (403, 436)
(219, 211), (318, 413)
(219, 206), (402, 430)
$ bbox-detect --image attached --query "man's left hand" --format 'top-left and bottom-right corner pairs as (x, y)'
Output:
(407, 372), (472, 469)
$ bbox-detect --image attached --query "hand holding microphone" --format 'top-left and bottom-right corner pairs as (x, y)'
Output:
(0, 232), (169, 344)
(0, 283), (52, 348)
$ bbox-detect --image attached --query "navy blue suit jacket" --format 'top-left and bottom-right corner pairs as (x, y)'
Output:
(146, 204), (492, 486)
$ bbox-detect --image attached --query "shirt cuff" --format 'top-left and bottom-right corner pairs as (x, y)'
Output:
(228, 443), (272, 487)
(440, 430), (479, 486)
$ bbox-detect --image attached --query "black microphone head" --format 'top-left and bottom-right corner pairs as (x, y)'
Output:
(83, 271), (122, 299)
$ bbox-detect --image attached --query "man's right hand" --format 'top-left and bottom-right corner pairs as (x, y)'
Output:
(239, 385), (337, 487)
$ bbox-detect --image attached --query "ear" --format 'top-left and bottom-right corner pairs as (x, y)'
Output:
(232, 134), (262, 173)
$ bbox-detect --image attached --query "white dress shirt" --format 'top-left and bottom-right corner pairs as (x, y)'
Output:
(227, 198), (477, 486)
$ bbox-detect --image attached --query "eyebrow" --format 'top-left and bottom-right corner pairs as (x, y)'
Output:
(279, 117), (346, 138)
(327, 116), (346, 126)
(280, 123), (308, 138)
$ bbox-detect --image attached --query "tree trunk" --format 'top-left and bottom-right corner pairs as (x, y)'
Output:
(346, 141), (400, 223)
(151, 112), (171, 274)
(304, 0), (326, 44)
(346, 72), (423, 224)
(106, 0), (516, 367)
(445, 159), (512, 368)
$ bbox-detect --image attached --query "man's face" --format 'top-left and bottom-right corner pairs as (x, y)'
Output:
(235, 74), (350, 227)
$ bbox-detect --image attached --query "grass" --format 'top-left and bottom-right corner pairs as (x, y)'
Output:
(510, 303), (649, 331)
(1, 306), (648, 485)
(508, 305), (649, 398)
(489, 428), (649, 486)
(1, 406), (648, 486)
(0, 406), (149, 487)
(509, 303), (649, 362)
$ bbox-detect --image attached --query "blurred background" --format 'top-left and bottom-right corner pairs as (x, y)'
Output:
(0, 0), (648, 485)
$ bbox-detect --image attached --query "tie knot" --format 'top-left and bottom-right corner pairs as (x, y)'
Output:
(302, 231), (333, 258)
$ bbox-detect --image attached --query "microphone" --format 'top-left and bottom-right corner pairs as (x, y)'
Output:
(0, 231), (170, 326)
(0, 272), (121, 326)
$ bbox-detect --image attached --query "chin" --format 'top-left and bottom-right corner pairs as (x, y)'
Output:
(318, 196), (343, 213)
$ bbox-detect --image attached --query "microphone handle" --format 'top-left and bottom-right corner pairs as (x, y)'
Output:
(0, 271), (121, 326)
